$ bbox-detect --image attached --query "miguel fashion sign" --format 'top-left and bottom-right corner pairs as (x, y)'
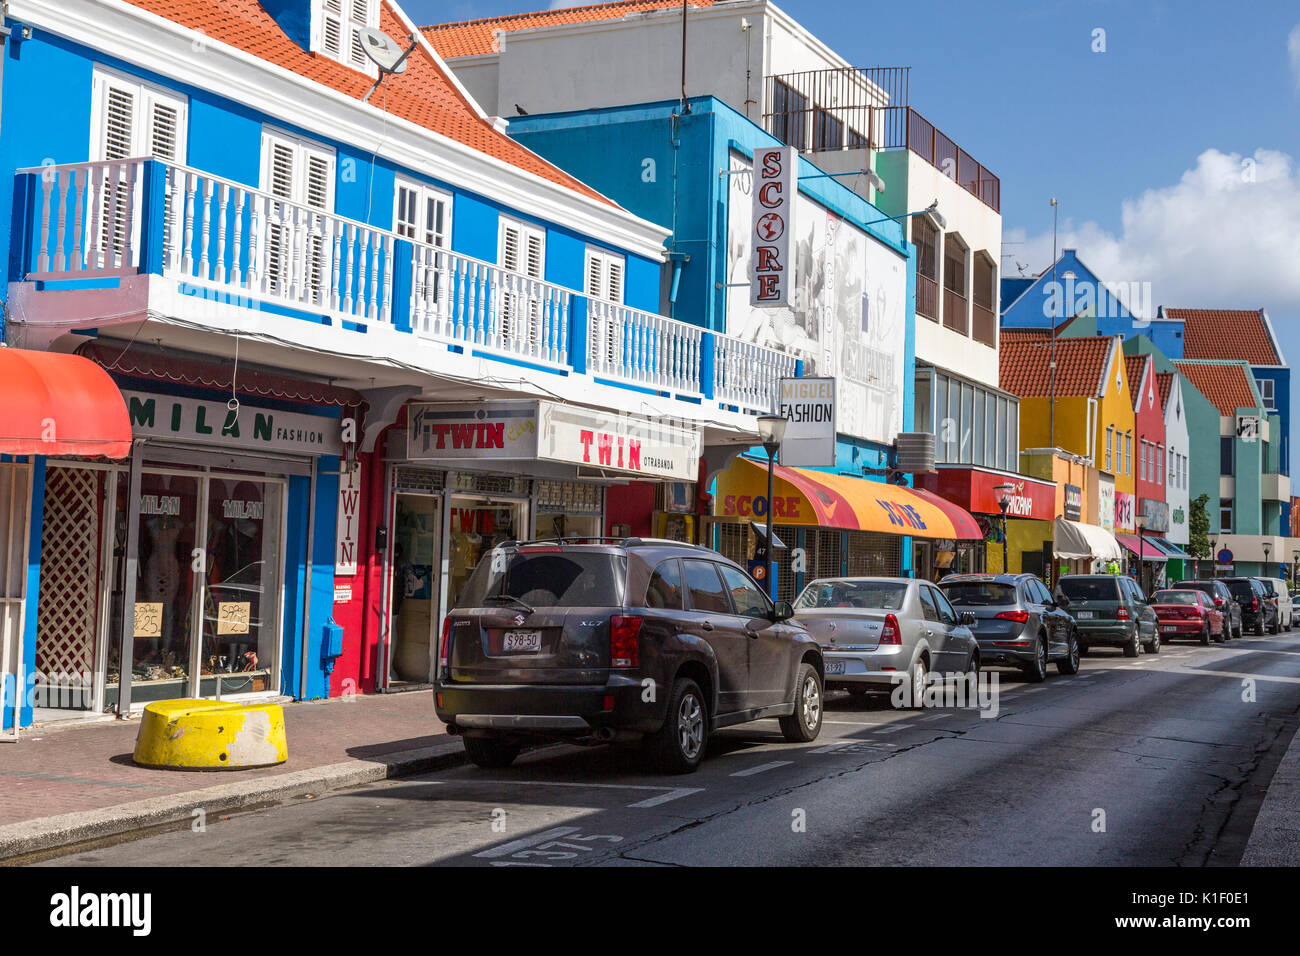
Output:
(750, 145), (796, 308)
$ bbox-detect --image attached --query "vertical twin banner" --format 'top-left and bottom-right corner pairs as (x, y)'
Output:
(751, 145), (797, 307)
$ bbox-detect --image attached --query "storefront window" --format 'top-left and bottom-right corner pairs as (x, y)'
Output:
(200, 478), (282, 696)
(449, 499), (524, 609)
(935, 375), (950, 462)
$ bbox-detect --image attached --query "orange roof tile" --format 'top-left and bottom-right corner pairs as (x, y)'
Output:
(424, 0), (719, 58)
(1163, 308), (1281, 365)
(121, 0), (612, 205)
(1124, 355), (1148, 405)
(1000, 336), (1116, 399)
(1171, 361), (1260, 415)
(1155, 371), (1173, 412)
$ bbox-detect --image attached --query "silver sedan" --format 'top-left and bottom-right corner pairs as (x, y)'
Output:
(792, 577), (979, 706)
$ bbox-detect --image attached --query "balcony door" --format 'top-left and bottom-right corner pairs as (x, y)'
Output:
(259, 129), (336, 305)
(90, 66), (188, 271)
(497, 218), (544, 349)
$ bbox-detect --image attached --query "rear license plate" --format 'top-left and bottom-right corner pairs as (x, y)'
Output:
(1076, 611), (1094, 619)
(1162, 625), (1178, 633)
(826, 660), (847, 675)
(503, 630), (542, 652)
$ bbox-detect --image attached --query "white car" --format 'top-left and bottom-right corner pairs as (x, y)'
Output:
(1258, 578), (1293, 631)
(792, 577), (979, 706)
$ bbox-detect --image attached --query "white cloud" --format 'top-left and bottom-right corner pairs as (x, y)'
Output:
(1004, 148), (1300, 318)
(1289, 25), (1300, 89)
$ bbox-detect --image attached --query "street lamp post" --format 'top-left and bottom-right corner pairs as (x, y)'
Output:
(1208, 538), (1217, 580)
(1136, 515), (1149, 593)
(1263, 541), (1271, 578)
(994, 483), (1015, 574)
(756, 413), (787, 599)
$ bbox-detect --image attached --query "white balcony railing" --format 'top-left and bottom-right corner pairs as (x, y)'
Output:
(18, 157), (799, 417)
(589, 299), (703, 397)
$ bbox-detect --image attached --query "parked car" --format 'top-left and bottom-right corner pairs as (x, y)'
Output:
(938, 573), (1079, 680)
(1055, 574), (1159, 657)
(433, 539), (824, 774)
(1173, 579), (1242, 639)
(1222, 577), (1276, 636)
(1149, 589), (1225, 645)
(793, 577), (978, 707)
(1257, 578), (1292, 632)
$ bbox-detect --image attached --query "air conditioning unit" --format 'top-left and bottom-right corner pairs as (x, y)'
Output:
(895, 432), (936, 474)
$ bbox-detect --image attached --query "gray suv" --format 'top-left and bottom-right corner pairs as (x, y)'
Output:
(939, 573), (1080, 680)
(434, 538), (824, 774)
(1055, 574), (1159, 657)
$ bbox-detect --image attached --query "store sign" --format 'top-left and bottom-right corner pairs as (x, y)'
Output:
(1098, 476), (1115, 532)
(1236, 415), (1260, 442)
(750, 145), (796, 307)
(407, 402), (539, 460)
(538, 402), (701, 481)
(1115, 491), (1135, 532)
(1140, 498), (1169, 534)
(335, 465), (362, 576)
(919, 468), (1055, 521)
(123, 391), (343, 456)
(1172, 506), (1186, 527)
(1063, 484), (1082, 522)
(778, 377), (835, 466)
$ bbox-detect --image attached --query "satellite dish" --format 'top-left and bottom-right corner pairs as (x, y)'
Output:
(358, 27), (410, 74)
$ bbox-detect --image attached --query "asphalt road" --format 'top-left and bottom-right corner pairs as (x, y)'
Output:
(44, 632), (1300, 867)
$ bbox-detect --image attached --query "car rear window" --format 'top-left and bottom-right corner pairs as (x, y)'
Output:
(1175, 581), (1212, 595)
(1152, 590), (1198, 605)
(795, 580), (907, 610)
(940, 582), (1017, 606)
(1258, 580), (1277, 596)
(457, 550), (626, 609)
(1058, 578), (1119, 601)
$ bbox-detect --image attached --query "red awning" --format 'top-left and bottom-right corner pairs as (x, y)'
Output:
(1115, 533), (1168, 562)
(0, 348), (131, 458)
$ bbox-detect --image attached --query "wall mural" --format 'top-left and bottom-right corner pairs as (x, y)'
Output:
(726, 151), (906, 446)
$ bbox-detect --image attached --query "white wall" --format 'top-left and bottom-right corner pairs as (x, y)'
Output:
(906, 152), (1002, 389)
(1164, 375), (1191, 545)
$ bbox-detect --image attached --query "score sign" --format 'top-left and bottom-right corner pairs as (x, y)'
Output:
(751, 145), (796, 307)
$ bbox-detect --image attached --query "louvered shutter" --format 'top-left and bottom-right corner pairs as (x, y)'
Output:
(499, 221), (521, 341)
(145, 93), (186, 271)
(303, 149), (332, 304)
(264, 138), (295, 295)
(321, 0), (345, 59)
(348, 0), (371, 69)
(98, 83), (136, 267)
(586, 249), (625, 369)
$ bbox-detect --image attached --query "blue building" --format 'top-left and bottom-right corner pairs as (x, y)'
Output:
(0, 0), (796, 731)
(508, 97), (984, 597)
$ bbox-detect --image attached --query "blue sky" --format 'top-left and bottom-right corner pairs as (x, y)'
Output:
(404, 0), (1300, 360)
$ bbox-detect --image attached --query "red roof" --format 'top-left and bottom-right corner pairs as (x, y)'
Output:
(1163, 308), (1281, 365)
(121, 0), (611, 205)
(425, 0), (719, 58)
(1155, 371), (1174, 412)
(1000, 336), (1116, 398)
(1171, 361), (1260, 415)
(1124, 355), (1149, 406)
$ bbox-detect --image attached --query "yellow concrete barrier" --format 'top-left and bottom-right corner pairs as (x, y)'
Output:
(133, 699), (287, 770)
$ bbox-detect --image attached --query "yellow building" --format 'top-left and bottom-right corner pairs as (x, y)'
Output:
(1000, 332), (1136, 532)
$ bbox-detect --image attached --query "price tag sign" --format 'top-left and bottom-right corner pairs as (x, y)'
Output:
(217, 602), (251, 635)
(133, 603), (163, 638)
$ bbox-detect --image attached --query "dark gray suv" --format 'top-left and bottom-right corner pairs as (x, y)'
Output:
(939, 573), (1079, 680)
(434, 538), (824, 774)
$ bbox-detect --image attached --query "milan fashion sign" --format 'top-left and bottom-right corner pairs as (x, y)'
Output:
(750, 145), (796, 307)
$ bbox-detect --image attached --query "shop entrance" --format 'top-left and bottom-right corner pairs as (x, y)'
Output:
(447, 495), (526, 605)
(32, 462), (287, 719)
(389, 492), (442, 685)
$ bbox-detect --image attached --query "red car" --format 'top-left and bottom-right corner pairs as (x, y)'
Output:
(1150, 589), (1225, 645)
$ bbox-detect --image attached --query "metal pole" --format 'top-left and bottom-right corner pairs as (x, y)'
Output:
(766, 448), (776, 599)
(1002, 513), (1009, 573)
(1049, 198), (1058, 449)
(116, 444), (143, 717)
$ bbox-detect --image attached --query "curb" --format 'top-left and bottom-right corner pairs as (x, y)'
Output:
(1241, 720), (1300, 866)
(0, 739), (467, 863)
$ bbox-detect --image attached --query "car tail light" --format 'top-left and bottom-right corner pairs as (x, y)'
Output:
(1214, 597), (1225, 607)
(1116, 607), (1129, 620)
(1252, 597), (1259, 611)
(879, 614), (902, 645)
(519, 546), (563, 553)
(610, 615), (642, 668)
(994, 609), (1030, 622)
(438, 617), (452, 676)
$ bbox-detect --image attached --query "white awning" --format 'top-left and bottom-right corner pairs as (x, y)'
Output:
(1054, 517), (1125, 562)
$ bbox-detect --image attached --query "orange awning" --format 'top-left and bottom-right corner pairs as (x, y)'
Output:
(715, 457), (983, 540)
(0, 348), (131, 458)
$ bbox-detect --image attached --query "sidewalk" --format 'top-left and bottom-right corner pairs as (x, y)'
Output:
(1241, 720), (1300, 865)
(0, 691), (463, 861)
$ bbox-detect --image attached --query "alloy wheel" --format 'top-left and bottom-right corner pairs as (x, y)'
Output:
(677, 692), (704, 760)
(801, 674), (822, 729)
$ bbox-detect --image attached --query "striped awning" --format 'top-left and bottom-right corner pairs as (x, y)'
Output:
(714, 457), (983, 540)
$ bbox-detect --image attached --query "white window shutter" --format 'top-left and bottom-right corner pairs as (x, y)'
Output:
(500, 223), (520, 273)
(101, 84), (136, 161)
(321, 0), (345, 58)
(304, 150), (333, 210)
(607, 257), (624, 304)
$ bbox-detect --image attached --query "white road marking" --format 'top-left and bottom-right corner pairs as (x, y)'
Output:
(1022, 686), (1047, 693)
(432, 778), (704, 808)
(730, 760), (793, 777)
(475, 826), (582, 858)
(626, 788), (706, 808)
(919, 713), (950, 722)
(872, 723), (914, 735)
